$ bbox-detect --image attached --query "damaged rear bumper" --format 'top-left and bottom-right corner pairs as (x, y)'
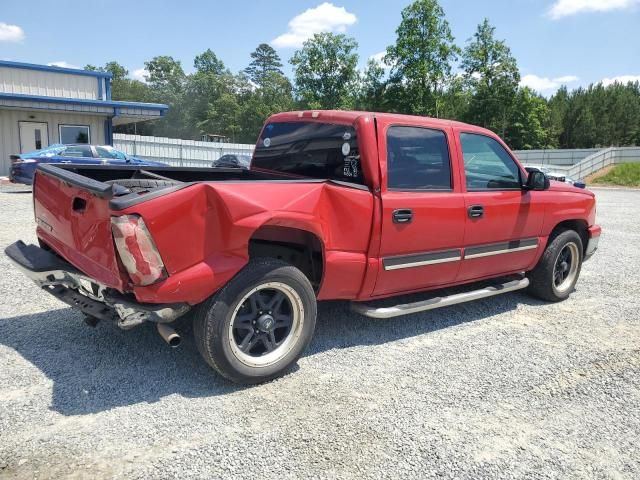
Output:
(5, 240), (190, 329)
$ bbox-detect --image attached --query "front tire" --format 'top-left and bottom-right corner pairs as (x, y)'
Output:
(193, 258), (317, 384)
(527, 229), (583, 302)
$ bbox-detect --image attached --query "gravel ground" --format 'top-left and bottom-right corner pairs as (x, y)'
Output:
(0, 184), (639, 479)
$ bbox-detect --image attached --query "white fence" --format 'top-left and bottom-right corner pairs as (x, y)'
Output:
(514, 147), (640, 178)
(113, 134), (254, 167)
(512, 148), (600, 166)
(565, 147), (640, 179)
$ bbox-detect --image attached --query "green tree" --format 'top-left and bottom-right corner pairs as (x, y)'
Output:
(290, 32), (359, 110)
(190, 73), (253, 142)
(85, 61), (156, 135)
(608, 82), (640, 145)
(84, 61), (128, 81)
(239, 71), (294, 142)
(186, 52), (229, 133)
(194, 49), (226, 75)
(357, 59), (388, 111)
(104, 61), (128, 81)
(144, 56), (189, 137)
(505, 87), (551, 149)
(145, 56), (186, 93)
(245, 43), (284, 86)
(461, 19), (520, 137)
(385, 0), (460, 117)
(548, 81), (640, 148)
(439, 75), (470, 120)
(547, 86), (569, 147)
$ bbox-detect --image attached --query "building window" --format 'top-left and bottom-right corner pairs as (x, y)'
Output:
(34, 128), (42, 150)
(59, 125), (91, 144)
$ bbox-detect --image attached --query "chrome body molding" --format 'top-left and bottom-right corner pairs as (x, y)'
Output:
(463, 238), (539, 259)
(381, 238), (539, 271)
(383, 249), (461, 271)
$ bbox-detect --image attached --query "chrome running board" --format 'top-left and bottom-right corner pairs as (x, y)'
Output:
(351, 277), (529, 319)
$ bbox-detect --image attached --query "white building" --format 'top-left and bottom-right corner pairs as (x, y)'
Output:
(0, 60), (168, 176)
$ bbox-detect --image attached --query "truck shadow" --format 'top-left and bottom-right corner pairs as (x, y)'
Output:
(0, 292), (544, 416)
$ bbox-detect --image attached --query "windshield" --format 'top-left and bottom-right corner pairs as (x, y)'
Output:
(252, 122), (363, 184)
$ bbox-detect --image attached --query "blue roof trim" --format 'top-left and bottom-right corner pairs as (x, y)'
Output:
(0, 60), (112, 78)
(0, 92), (168, 111)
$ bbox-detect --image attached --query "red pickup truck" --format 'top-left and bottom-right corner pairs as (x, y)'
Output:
(6, 111), (601, 383)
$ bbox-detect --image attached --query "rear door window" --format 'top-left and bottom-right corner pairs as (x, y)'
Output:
(252, 122), (363, 184)
(387, 126), (452, 190)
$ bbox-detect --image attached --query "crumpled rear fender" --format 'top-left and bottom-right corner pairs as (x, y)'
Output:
(119, 181), (374, 304)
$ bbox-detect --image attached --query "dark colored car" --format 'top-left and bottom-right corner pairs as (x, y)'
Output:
(9, 144), (167, 185)
(211, 154), (251, 169)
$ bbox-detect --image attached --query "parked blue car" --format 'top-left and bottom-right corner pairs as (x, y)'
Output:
(9, 144), (167, 185)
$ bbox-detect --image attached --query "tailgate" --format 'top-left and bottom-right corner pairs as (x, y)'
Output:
(33, 165), (127, 291)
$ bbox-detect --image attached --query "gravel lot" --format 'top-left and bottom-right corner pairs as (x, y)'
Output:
(0, 184), (639, 479)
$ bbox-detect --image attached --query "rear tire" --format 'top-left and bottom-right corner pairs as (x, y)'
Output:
(193, 258), (317, 384)
(527, 229), (583, 302)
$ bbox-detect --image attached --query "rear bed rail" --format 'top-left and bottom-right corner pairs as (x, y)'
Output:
(36, 164), (191, 210)
(37, 163), (114, 198)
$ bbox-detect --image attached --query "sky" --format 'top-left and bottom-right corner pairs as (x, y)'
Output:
(1, 0), (639, 96)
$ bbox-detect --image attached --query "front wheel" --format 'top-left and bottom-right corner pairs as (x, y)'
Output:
(193, 258), (317, 384)
(527, 229), (583, 302)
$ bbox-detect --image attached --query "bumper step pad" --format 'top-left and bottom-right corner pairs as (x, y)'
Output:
(45, 284), (118, 322)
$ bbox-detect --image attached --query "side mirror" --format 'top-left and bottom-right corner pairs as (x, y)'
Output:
(524, 170), (550, 191)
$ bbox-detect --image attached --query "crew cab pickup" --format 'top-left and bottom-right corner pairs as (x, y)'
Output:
(6, 111), (601, 383)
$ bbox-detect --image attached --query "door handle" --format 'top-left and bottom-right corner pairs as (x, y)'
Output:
(468, 205), (484, 218)
(392, 209), (413, 224)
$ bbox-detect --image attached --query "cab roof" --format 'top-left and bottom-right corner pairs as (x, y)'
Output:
(267, 110), (492, 135)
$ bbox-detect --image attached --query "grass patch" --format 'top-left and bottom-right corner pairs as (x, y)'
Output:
(592, 163), (640, 187)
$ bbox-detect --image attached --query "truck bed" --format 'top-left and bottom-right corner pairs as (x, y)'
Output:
(36, 163), (313, 210)
(31, 163), (374, 301)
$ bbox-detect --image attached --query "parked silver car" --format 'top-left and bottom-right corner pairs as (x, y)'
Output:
(525, 165), (586, 188)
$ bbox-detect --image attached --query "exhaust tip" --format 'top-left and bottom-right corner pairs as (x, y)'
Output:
(156, 323), (181, 348)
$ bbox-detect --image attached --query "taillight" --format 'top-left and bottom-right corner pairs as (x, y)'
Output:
(111, 215), (167, 286)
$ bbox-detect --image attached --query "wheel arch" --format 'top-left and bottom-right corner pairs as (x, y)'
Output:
(248, 224), (325, 293)
(548, 219), (589, 254)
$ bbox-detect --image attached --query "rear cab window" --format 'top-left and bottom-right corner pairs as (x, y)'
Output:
(252, 122), (363, 185)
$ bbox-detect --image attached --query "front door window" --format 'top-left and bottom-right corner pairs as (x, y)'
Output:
(460, 133), (521, 190)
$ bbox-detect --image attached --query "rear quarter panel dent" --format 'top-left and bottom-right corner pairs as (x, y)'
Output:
(127, 181), (374, 304)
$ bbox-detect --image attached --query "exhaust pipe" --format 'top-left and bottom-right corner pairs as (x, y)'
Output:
(156, 323), (181, 348)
